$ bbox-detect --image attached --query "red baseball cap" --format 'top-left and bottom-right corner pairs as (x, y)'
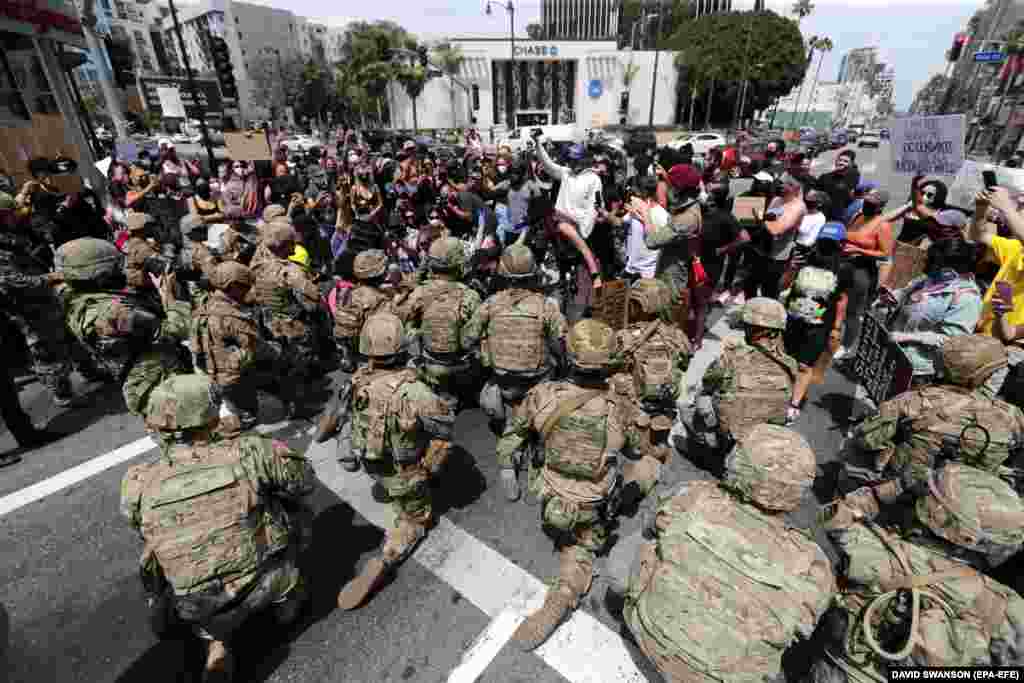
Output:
(668, 164), (701, 191)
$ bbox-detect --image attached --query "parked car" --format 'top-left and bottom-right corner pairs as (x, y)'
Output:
(830, 130), (848, 149)
(879, 128), (890, 140)
(858, 131), (881, 148)
(667, 132), (727, 157)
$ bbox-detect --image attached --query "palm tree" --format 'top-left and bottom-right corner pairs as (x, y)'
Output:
(790, 34), (818, 126)
(434, 42), (465, 129)
(396, 61), (428, 132)
(792, 0), (814, 22)
(801, 36), (833, 126)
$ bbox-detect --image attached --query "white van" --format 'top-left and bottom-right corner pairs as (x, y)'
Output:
(497, 124), (583, 152)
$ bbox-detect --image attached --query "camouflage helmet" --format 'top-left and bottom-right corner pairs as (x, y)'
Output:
(629, 279), (672, 316)
(427, 237), (466, 274)
(210, 261), (253, 291)
(497, 244), (536, 279)
(942, 334), (1008, 389)
(353, 249), (388, 280)
(740, 297), (787, 330)
(359, 312), (406, 358)
(915, 463), (1024, 567)
(567, 319), (615, 371)
(144, 374), (218, 432)
(55, 237), (124, 283)
(125, 212), (153, 233)
(723, 424), (816, 513)
(265, 222), (298, 251)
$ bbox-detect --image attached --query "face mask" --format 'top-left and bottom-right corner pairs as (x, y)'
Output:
(496, 165), (508, 174)
(862, 202), (882, 217)
(922, 191), (937, 207)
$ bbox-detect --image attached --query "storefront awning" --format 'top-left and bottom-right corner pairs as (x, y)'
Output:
(0, 0), (85, 47)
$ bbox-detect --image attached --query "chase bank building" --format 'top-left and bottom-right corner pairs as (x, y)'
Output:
(388, 39), (679, 131)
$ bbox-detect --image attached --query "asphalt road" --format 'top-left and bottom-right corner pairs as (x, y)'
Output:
(0, 146), (904, 683)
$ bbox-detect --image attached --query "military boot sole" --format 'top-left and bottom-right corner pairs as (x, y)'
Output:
(337, 556), (388, 610)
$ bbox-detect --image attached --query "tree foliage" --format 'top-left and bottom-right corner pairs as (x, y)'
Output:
(669, 10), (808, 113)
(333, 20), (419, 124)
(617, 0), (694, 49)
(249, 51), (305, 120)
(526, 22), (543, 39)
(791, 0), (814, 22)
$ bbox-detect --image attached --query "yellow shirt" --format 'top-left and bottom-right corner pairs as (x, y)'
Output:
(978, 235), (1024, 335)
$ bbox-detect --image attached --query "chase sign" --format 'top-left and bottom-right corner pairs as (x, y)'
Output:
(514, 45), (559, 58)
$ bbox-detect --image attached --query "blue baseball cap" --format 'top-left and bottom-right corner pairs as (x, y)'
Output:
(856, 180), (879, 193)
(818, 221), (846, 241)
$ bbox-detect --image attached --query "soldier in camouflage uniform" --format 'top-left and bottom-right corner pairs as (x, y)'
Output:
(192, 262), (282, 437)
(687, 297), (797, 461)
(56, 238), (191, 417)
(464, 244), (568, 501)
(846, 334), (1024, 494)
(121, 212), (169, 290)
(810, 462), (1024, 681)
(249, 223), (324, 417)
(621, 425), (834, 682)
(336, 313), (456, 610)
(498, 319), (638, 650)
(121, 374), (315, 683)
(333, 249), (399, 372)
(0, 199), (73, 408)
(611, 279), (693, 501)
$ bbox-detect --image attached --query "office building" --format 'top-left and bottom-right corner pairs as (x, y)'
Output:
(540, 0), (620, 40)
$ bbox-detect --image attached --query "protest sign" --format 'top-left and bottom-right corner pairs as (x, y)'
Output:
(851, 312), (913, 406)
(224, 131), (272, 161)
(891, 114), (965, 177)
(594, 279), (629, 330)
(732, 196), (766, 223)
(948, 159), (1024, 210)
(156, 87), (186, 119)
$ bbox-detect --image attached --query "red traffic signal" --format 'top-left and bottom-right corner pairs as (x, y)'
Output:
(209, 37), (237, 100)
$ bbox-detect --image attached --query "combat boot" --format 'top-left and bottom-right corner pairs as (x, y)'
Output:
(337, 515), (426, 610)
(202, 639), (234, 683)
(513, 587), (576, 651)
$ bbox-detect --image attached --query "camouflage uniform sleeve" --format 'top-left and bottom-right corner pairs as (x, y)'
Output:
(462, 298), (490, 350)
(701, 351), (732, 396)
(392, 381), (456, 450)
(241, 435), (316, 501)
(222, 313), (266, 373)
(852, 394), (909, 453)
(399, 287), (425, 339)
(543, 298), (569, 343)
(287, 266), (322, 313)
(992, 589), (1024, 666)
(119, 465), (148, 531)
(191, 242), (219, 279)
(495, 383), (544, 464)
(159, 299), (193, 343)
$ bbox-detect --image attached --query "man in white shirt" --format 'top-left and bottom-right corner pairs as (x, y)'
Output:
(624, 176), (663, 280)
(535, 137), (605, 288)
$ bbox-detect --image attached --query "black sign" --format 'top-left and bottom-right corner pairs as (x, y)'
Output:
(138, 77), (225, 119)
(851, 312), (913, 406)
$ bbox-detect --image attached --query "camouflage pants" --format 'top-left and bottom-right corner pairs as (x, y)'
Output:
(362, 453), (432, 526)
(419, 357), (482, 412)
(1, 295), (71, 396)
(179, 549), (305, 644)
(538, 484), (608, 601)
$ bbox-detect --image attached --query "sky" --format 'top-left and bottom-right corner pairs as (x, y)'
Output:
(231, 0), (983, 110)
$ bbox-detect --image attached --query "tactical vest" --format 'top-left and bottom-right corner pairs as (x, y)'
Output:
(787, 266), (838, 325)
(487, 289), (547, 373)
(877, 385), (1024, 476)
(625, 482), (834, 682)
(621, 322), (689, 406)
(717, 342), (796, 440)
(252, 260), (311, 340)
(334, 286), (392, 340)
(135, 440), (287, 598)
(822, 523), (1018, 678)
(65, 290), (158, 381)
(191, 294), (256, 385)
(539, 385), (623, 505)
(353, 367), (418, 461)
(420, 281), (467, 356)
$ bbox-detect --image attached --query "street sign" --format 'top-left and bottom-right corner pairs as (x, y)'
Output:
(588, 79), (602, 99)
(974, 51), (1005, 63)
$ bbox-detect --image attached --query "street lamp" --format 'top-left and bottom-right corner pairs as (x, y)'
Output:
(484, 0), (515, 128)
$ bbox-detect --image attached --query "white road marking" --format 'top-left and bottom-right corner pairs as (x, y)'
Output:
(0, 420), (292, 518)
(447, 609), (532, 683)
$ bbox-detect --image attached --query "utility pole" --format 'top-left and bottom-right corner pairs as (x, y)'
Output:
(733, 9), (755, 129)
(648, 0), (664, 126)
(168, 0), (216, 170)
(78, 0), (128, 140)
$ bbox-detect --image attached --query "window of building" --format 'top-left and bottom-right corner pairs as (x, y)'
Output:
(2, 45), (58, 121)
(0, 45), (31, 125)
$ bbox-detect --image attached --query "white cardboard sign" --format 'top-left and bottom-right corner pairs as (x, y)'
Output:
(891, 114), (965, 177)
(156, 86), (186, 119)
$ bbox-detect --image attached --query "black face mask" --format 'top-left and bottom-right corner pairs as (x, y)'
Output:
(861, 202), (882, 217)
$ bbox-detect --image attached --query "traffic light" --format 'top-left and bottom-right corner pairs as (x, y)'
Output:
(620, 90), (630, 113)
(105, 36), (135, 89)
(949, 33), (968, 62)
(472, 84), (480, 111)
(210, 37), (237, 100)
